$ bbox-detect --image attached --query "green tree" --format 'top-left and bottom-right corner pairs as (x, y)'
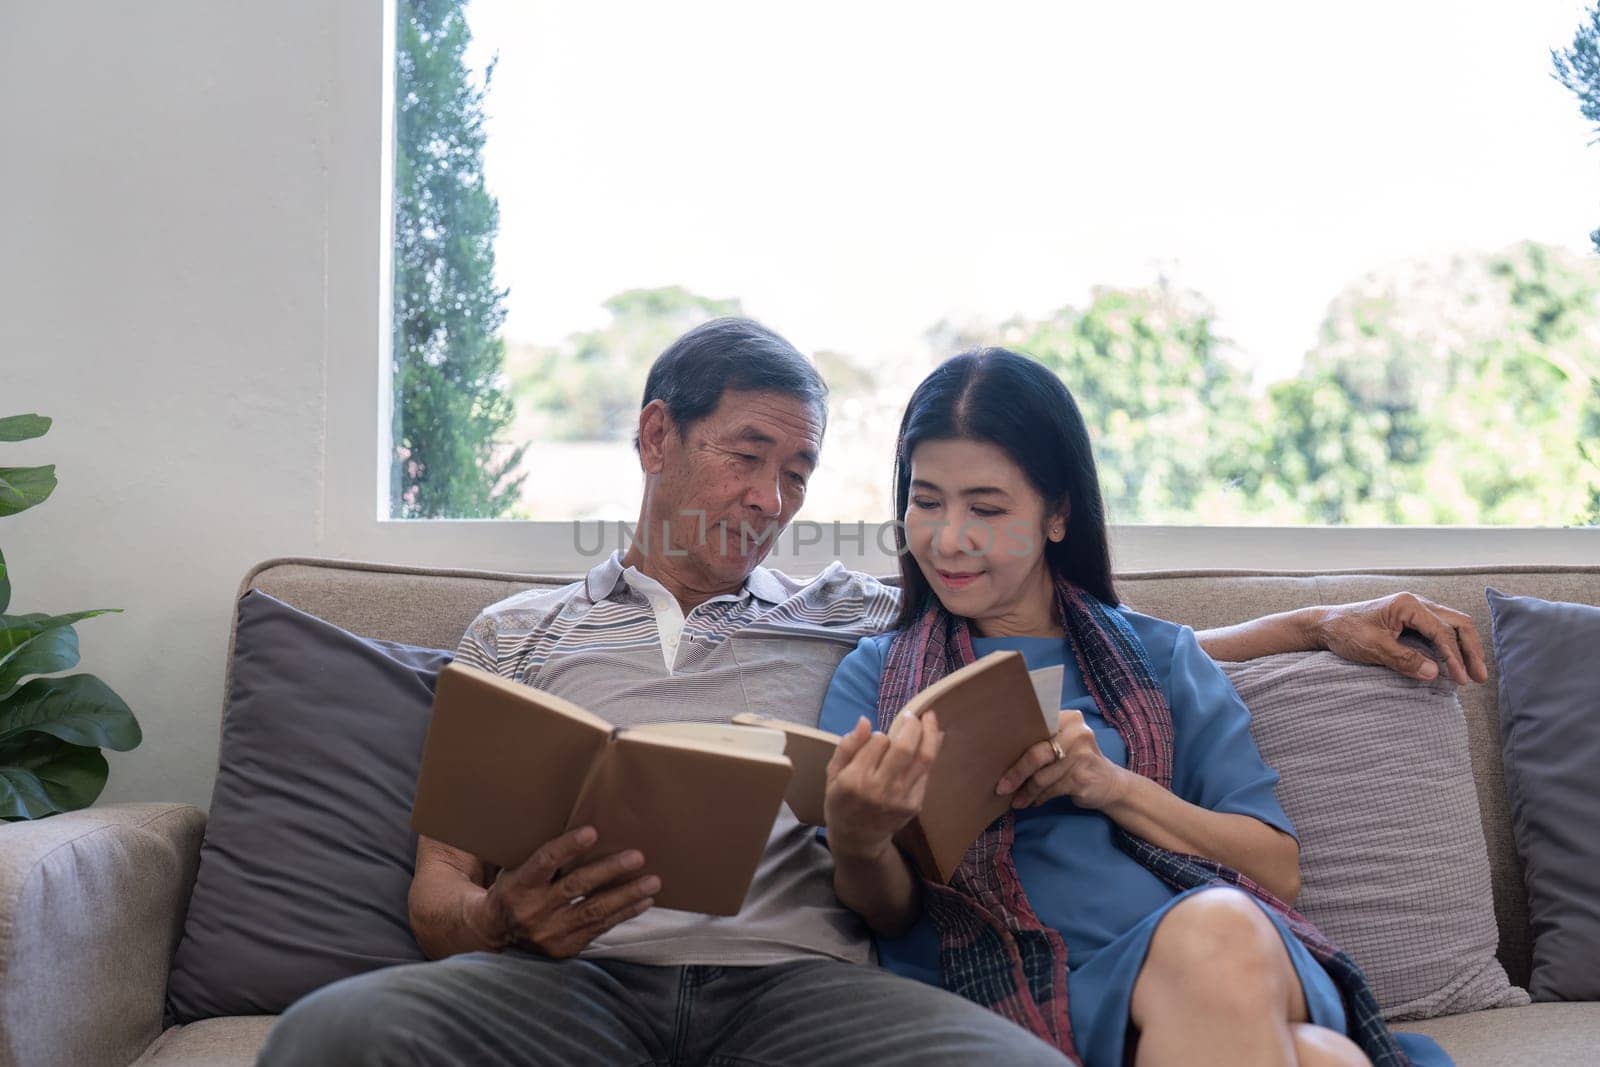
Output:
(1554, 2), (1600, 251)
(1248, 244), (1600, 525)
(934, 281), (1256, 523)
(513, 287), (742, 441)
(1234, 371), (1416, 524)
(391, 0), (525, 517)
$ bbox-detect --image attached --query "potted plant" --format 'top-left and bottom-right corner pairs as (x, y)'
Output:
(1, 413), (141, 819)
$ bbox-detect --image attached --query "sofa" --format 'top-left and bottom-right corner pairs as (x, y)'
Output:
(2, 556), (1597, 1067)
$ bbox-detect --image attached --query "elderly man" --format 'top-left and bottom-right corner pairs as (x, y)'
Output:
(260, 317), (1486, 1066)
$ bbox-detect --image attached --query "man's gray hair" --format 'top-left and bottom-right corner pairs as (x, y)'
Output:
(635, 318), (828, 448)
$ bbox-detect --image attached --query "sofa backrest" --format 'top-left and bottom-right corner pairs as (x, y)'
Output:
(237, 556), (1600, 990)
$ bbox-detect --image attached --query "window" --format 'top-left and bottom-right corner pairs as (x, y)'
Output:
(389, 0), (1600, 527)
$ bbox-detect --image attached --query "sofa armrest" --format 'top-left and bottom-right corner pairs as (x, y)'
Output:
(0, 802), (206, 1067)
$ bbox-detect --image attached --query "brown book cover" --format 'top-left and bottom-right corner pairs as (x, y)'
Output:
(411, 663), (794, 916)
(737, 650), (1054, 883)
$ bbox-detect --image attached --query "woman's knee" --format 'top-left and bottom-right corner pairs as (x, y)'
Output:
(1137, 888), (1291, 1007)
(1290, 1023), (1368, 1067)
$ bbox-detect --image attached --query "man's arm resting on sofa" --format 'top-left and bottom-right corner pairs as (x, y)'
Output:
(1195, 591), (1489, 685)
(409, 827), (659, 961)
(0, 802), (206, 1067)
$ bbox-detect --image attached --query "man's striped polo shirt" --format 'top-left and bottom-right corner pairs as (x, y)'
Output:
(454, 550), (901, 966)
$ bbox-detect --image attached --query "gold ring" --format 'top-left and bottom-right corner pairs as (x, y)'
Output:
(1049, 739), (1065, 762)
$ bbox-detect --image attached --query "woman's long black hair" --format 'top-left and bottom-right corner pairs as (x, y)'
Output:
(891, 347), (1117, 630)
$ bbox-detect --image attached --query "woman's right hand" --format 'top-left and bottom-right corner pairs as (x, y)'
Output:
(823, 711), (943, 862)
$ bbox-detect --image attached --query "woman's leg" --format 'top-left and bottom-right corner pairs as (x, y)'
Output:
(1127, 887), (1364, 1067)
(1290, 1023), (1368, 1066)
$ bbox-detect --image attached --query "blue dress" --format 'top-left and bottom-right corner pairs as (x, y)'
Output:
(818, 610), (1451, 1067)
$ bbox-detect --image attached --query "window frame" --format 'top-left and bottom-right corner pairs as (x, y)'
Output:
(322, 0), (1600, 578)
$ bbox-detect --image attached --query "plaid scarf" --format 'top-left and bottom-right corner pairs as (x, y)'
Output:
(874, 573), (1410, 1066)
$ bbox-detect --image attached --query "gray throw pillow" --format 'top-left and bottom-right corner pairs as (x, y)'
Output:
(1486, 587), (1600, 1001)
(1222, 651), (1528, 1020)
(165, 591), (449, 1022)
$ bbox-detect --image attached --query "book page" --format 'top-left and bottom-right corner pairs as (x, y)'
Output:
(731, 714), (840, 825)
(1028, 664), (1064, 733)
(730, 713), (841, 745)
(632, 720), (788, 757)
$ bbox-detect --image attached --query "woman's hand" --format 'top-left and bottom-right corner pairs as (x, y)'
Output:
(997, 709), (1130, 811)
(824, 711), (943, 861)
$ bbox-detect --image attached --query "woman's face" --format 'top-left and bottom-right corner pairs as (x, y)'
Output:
(904, 438), (1064, 633)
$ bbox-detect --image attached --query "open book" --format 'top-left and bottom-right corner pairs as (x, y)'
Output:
(734, 651), (1061, 883)
(411, 663), (794, 916)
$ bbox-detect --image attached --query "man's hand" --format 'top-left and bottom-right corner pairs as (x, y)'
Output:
(467, 826), (659, 959)
(1308, 592), (1489, 685)
(823, 712), (942, 862)
(996, 709), (1129, 811)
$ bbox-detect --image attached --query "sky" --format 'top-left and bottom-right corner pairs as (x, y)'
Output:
(462, 0), (1599, 382)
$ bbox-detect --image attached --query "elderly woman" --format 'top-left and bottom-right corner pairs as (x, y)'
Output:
(819, 349), (1454, 1066)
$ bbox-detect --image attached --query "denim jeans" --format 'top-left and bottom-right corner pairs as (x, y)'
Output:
(256, 950), (1072, 1066)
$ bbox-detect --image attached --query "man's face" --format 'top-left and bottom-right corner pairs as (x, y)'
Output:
(642, 389), (824, 587)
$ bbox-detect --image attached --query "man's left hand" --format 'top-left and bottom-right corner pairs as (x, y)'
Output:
(1311, 592), (1489, 685)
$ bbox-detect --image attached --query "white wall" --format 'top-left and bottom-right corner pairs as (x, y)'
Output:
(1, 1), (1595, 812)
(2, 1), (341, 810)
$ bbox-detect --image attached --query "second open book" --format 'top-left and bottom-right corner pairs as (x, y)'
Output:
(735, 650), (1063, 883)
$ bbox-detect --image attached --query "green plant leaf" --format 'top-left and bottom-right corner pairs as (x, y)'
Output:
(0, 548), (8, 614)
(0, 758), (55, 818)
(0, 465), (57, 517)
(0, 610), (116, 657)
(0, 673), (141, 751)
(0, 625), (80, 699)
(0, 732), (107, 819)
(0, 414), (51, 443)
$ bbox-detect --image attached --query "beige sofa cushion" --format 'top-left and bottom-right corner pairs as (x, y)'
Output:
(138, 1003), (1600, 1067)
(1223, 651), (1526, 1018)
(1394, 1001), (1600, 1067)
(133, 1017), (277, 1066)
(0, 803), (206, 1067)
